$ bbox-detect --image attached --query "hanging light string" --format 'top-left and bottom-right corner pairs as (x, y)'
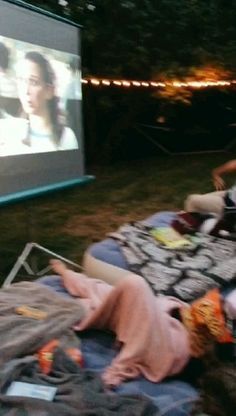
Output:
(81, 77), (236, 89)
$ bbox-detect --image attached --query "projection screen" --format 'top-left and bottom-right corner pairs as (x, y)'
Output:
(0, 0), (92, 205)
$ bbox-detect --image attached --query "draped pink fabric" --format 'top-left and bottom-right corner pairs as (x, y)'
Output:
(62, 270), (191, 386)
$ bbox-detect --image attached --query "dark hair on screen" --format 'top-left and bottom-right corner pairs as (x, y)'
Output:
(68, 56), (80, 73)
(22, 51), (63, 147)
(0, 42), (9, 71)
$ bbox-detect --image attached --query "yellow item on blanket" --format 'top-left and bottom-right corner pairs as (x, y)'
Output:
(15, 305), (48, 320)
(151, 227), (192, 249)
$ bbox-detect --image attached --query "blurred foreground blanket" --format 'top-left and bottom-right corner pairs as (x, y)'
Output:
(0, 281), (85, 365)
(0, 282), (158, 415)
(0, 349), (157, 416)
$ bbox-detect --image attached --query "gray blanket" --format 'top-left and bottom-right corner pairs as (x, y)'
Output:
(0, 349), (157, 416)
(0, 281), (85, 364)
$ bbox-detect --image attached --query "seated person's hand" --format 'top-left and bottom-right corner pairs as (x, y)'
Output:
(212, 174), (225, 191)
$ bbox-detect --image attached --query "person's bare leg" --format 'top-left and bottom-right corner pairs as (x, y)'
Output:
(50, 259), (69, 276)
(184, 191), (225, 216)
(50, 259), (88, 297)
(50, 259), (113, 302)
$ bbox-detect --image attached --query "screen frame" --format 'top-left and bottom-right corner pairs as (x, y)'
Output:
(3, 0), (83, 29)
(0, 0), (94, 206)
(0, 175), (94, 206)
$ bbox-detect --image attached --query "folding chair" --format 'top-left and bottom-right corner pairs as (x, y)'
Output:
(3, 242), (82, 287)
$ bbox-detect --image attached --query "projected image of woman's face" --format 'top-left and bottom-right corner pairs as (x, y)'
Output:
(17, 59), (53, 116)
(0, 34), (81, 157)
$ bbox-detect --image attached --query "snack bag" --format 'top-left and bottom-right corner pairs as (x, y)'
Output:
(37, 334), (83, 374)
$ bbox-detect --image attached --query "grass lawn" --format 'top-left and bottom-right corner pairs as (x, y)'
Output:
(0, 152), (233, 285)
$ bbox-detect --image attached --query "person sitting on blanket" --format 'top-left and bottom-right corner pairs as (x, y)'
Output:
(184, 159), (236, 235)
(50, 259), (236, 389)
(185, 159), (236, 216)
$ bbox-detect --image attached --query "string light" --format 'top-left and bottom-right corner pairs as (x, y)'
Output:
(122, 81), (131, 87)
(90, 78), (100, 85)
(81, 77), (236, 89)
(102, 80), (111, 85)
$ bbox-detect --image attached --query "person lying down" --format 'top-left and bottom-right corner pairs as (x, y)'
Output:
(50, 259), (235, 388)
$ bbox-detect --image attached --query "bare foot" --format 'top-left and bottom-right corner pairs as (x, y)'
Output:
(50, 259), (68, 276)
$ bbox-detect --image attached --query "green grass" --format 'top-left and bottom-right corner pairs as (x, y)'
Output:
(0, 152), (232, 284)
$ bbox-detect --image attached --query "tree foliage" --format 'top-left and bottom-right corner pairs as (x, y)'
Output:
(23, 0), (236, 78)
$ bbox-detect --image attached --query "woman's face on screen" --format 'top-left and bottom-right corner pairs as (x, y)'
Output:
(17, 59), (53, 116)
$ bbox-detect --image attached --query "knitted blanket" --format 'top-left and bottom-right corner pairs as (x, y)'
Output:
(110, 222), (236, 301)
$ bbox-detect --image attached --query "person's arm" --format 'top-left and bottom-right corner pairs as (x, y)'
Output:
(212, 159), (236, 190)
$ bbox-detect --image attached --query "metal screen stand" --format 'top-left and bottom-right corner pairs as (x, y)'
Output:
(3, 242), (83, 288)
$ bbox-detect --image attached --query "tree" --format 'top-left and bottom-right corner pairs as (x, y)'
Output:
(23, 1), (236, 77)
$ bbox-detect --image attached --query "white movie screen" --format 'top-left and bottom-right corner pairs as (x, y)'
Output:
(0, 0), (85, 202)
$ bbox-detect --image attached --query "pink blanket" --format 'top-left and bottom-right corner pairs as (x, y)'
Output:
(62, 271), (191, 386)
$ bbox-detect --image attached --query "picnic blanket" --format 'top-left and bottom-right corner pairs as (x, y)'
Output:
(110, 222), (236, 302)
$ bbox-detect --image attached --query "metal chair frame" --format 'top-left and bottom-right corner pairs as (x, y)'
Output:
(3, 242), (82, 287)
